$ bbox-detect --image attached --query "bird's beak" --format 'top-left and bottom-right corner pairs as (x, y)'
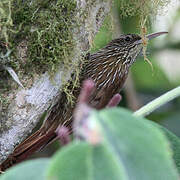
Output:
(146, 31), (168, 40)
(135, 31), (168, 44)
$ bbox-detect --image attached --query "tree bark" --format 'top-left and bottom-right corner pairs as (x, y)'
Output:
(0, 0), (112, 162)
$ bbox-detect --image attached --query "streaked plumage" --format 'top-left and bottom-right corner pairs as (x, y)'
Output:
(1, 32), (167, 171)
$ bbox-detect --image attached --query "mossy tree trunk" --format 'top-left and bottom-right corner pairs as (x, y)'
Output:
(0, 0), (111, 162)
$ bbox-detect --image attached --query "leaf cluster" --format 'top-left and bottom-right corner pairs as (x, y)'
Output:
(1, 108), (180, 179)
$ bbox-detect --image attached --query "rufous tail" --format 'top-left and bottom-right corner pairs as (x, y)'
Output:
(0, 129), (57, 171)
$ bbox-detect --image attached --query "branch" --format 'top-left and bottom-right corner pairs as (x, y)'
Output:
(134, 86), (180, 117)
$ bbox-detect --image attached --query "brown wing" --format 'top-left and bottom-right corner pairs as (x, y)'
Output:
(85, 55), (128, 109)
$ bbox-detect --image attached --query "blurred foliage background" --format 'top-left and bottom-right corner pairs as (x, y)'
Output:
(117, 0), (180, 137)
(32, 0), (180, 159)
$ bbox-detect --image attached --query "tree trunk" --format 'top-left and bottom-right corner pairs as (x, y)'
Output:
(0, 0), (112, 163)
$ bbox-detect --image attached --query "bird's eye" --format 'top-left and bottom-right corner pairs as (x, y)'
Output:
(125, 36), (131, 42)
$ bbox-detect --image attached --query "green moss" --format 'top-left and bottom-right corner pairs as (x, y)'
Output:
(115, 0), (171, 34)
(0, 0), (77, 75)
(117, 0), (170, 19)
(0, 0), (81, 119)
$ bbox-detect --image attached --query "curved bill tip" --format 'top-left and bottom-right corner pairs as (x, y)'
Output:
(146, 31), (168, 40)
(135, 31), (168, 44)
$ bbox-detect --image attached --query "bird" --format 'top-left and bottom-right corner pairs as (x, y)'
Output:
(0, 31), (168, 171)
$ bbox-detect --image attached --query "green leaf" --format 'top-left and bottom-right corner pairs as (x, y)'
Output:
(47, 142), (127, 180)
(91, 143), (127, 180)
(47, 142), (92, 180)
(162, 127), (180, 173)
(98, 108), (179, 180)
(47, 108), (179, 180)
(0, 158), (49, 180)
(149, 121), (180, 173)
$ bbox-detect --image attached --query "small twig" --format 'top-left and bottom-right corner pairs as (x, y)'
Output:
(134, 86), (180, 117)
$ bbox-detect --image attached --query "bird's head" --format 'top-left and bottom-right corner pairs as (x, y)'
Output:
(107, 31), (168, 66)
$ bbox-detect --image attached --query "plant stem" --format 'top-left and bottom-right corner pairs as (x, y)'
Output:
(134, 86), (180, 117)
